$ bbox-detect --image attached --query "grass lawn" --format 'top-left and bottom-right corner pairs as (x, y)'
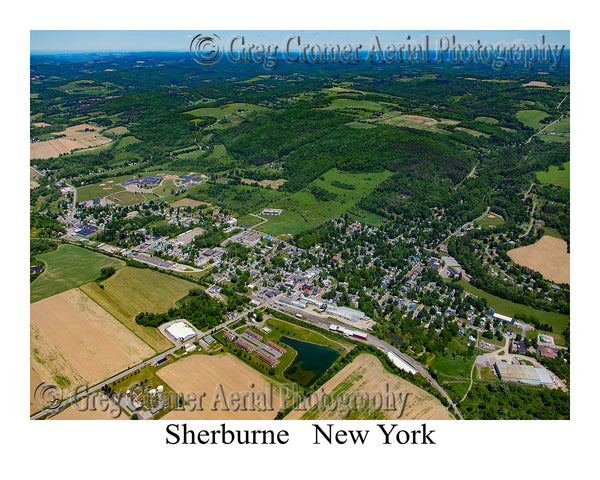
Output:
(326, 98), (386, 112)
(535, 161), (570, 189)
(31, 244), (124, 303)
(76, 174), (140, 202)
(449, 278), (569, 334)
(525, 329), (566, 347)
(115, 135), (141, 149)
(153, 179), (175, 196)
(79, 266), (198, 352)
(265, 316), (352, 354)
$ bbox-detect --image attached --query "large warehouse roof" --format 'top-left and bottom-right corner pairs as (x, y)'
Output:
(166, 322), (196, 341)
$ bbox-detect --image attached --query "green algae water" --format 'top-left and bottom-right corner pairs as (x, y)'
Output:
(280, 336), (341, 388)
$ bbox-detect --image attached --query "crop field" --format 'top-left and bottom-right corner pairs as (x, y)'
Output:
(508, 235), (570, 284)
(286, 354), (454, 420)
(535, 161), (570, 188)
(30, 124), (113, 159)
(516, 110), (550, 130)
(49, 394), (126, 420)
(158, 353), (283, 420)
(102, 126), (129, 136)
(450, 278), (570, 334)
(30, 244), (124, 303)
(80, 266), (197, 351)
(30, 288), (155, 404)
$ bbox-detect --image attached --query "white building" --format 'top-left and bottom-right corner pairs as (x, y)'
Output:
(166, 321), (196, 341)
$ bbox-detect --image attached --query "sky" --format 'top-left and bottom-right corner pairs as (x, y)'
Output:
(30, 30), (570, 54)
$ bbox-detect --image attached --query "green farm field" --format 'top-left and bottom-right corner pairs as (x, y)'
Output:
(30, 244), (124, 303)
(516, 109), (550, 130)
(79, 266), (199, 352)
(535, 161), (570, 189)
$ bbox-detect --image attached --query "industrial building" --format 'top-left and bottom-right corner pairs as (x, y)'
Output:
(166, 322), (197, 342)
(494, 362), (554, 386)
(386, 351), (419, 375)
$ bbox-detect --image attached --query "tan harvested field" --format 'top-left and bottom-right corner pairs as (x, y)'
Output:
(30, 288), (155, 400)
(508, 235), (570, 284)
(30, 124), (112, 160)
(158, 354), (282, 420)
(523, 81), (551, 87)
(241, 178), (287, 189)
(286, 354), (454, 420)
(32, 122), (52, 127)
(169, 198), (211, 208)
(30, 181), (40, 189)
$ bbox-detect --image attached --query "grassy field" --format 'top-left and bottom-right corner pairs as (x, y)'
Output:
(256, 169), (394, 236)
(31, 244), (125, 303)
(326, 98), (386, 112)
(115, 135), (141, 149)
(516, 109), (550, 130)
(79, 266), (198, 352)
(152, 179), (175, 196)
(475, 116), (499, 125)
(345, 121), (378, 129)
(76, 174), (138, 202)
(476, 215), (506, 228)
(450, 278), (569, 334)
(535, 161), (570, 189)
(185, 102), (264, 120)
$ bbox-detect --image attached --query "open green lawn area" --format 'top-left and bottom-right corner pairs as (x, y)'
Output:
(152, 179), (175, 196)
(525, 329), (566, 347)
(185, 102), (265, 120)
(449, 278), (570, 334)
(516, 109), (550, 130)
(79, 266), (198, 352)
(31, 244), (125, 303)
(535, 161), (570, 189)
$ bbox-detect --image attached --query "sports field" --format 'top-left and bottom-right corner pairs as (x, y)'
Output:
(108, 191), (147, 206)
(286, 354), (454, 420)
(30, 244), (124, 303)
(158, 353), (283, 420)
(30, 288), (155, 409)
(508, 235), (570, 284)
(80, 266), (198, 352)
(476, 214), (505, 228)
